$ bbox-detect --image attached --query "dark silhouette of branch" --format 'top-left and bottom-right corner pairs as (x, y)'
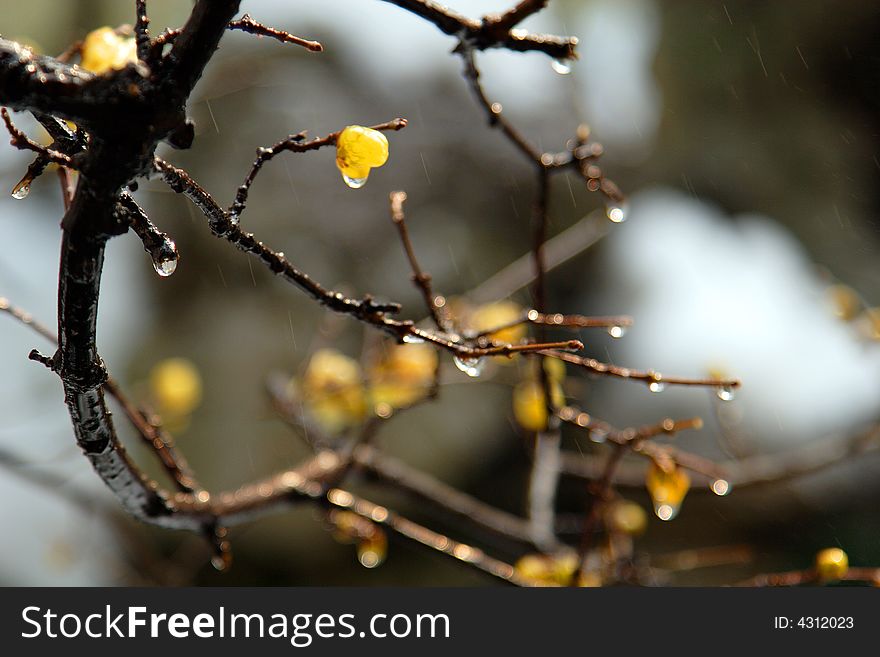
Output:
(378, 0), (576, 59)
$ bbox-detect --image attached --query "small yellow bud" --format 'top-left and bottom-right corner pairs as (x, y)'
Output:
(335, 125), (389, 188)
(606, 500), (648, 536)
(80, 27), (137, 75)
(368, 343), (437, 410)
(514, 552), (578, 586)
(827, 284), (861, 321)
(149, 357), (202, 416)
(815, 547), (848, 581)
(513, 380), (564, 432)
(301, 349), (367, 433)
(645, 460), (690, 521)
(357, 530), (388, 569)
(469, 300), (526, 345)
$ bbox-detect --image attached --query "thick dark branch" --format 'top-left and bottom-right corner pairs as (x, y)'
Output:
(0, 39), (103, 125)
(482, 1), (549, 37)
(166, 0), (242, 96)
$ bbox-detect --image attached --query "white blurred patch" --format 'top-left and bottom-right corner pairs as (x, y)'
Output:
(593, 188), (880, 451)
(0, 139), (146, 584)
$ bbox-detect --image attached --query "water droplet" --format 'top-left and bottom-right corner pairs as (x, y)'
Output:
(716, 385), (736, 401)
(150, 238), (179, 277)
(605, 202), (629, 223)
(607, 325), (626, 339)
(402, 334), (425, 344)
(453, 355), (484, 378)
(648, 381), (666, 393)
(551, 59), (572, 75)
(343, 174), (368, 189)
(589, 428), (608, 444)
(654, 503), (678, 521)
(711, 479), (731, 496)
(11, 180), (30, 200)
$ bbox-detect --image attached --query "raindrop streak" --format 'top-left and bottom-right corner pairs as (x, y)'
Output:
(605, 202), (628, 223)
(551, 59), (572, 75)
(11, 180), (30, 200)
(711, 479), (731, 496)
(716, 385), (736, 401)
(402, 334), (425, 344)
(648, 381), (666, 393)
(151, 238), (179, 277)
(343, 175), (368, 189)
(453, 355), (484, 378)
(607, 325), (626, 339)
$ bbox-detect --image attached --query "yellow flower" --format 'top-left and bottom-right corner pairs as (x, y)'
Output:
(645, 460), (690, 521)
(149, 357), (202, 416)
(301, 349), (367, 434)
(335, 125), (389, 188)
(605, 500), (647, 536)
(514, 552), (577, 586)
(368, 343), (437, 410)
(512, 379), (564, 432)
(815, 547), (848, 581)
(469, 300), (526, 345)
(80, 27), (137, 75)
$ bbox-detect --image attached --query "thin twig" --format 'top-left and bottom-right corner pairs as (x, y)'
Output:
(389, 190), (447, 330)
(228, 14), (323, 52)
(542, 349), (742, 392)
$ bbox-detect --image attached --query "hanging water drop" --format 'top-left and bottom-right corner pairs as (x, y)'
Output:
(589, 428), (608, 444)
(607, 325), (626, 339)
(646, 461), (690, 521)
(11, 180), (30, 200)
(551, 58), (572, 75)
(343, 174), (368, 189)
(453, 354), (484, 378)
(150, 238), (179, 277)
(648, 381), (666, 393)
(402, 333), (425, 344)
(716, 385), (736, 401)
(711, 479), (731, 496)
(605, 202), (628, 223)
(654, 503), (678, 521)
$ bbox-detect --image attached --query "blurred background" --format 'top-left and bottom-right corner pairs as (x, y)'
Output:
(1, 0), (879, 585)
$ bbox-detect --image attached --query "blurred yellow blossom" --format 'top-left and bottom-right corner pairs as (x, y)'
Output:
(149, 357), (202, 416)
(80, 27), (137, 75)
(368, 343), (437, 410)
(301, 348), (367, 434)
